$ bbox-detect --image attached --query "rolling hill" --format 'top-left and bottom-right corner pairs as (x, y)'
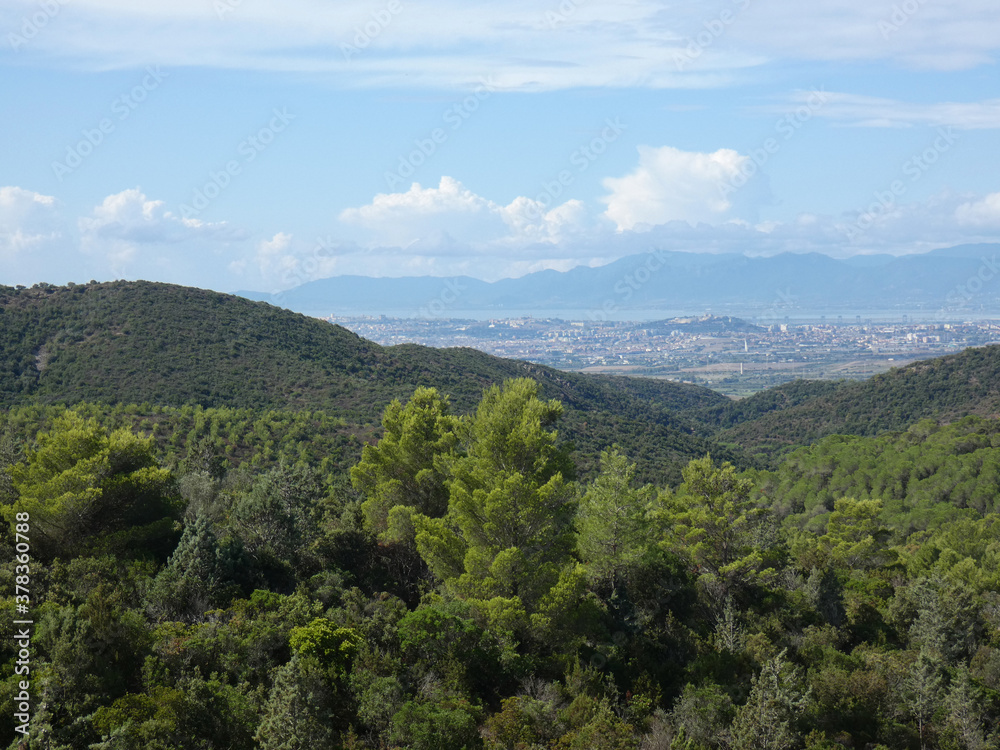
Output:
(710, 344), (1000, 459)
(0, 280), (740, 484)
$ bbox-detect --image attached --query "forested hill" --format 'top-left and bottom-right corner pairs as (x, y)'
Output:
(0, 281), (738, 483)
(714, 344), (1000, 457)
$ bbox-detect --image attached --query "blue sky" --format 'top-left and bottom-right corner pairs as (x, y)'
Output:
(2, 0), (1000, 293)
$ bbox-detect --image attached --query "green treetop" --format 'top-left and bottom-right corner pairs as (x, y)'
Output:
(5, 410), (182, 559)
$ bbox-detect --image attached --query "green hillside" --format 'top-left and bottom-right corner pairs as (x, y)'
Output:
(0, 281), (737, 484)
(4, 283), (1000, 749)
(686, 378), (846, 431)
(714, 345), (1000, 459)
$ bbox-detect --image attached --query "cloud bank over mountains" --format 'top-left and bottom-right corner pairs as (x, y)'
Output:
(5, 161), (1000, 291)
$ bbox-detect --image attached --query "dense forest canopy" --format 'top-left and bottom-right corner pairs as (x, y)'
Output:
(1, 282), (1000, 749)
(1, 379), (998, 748)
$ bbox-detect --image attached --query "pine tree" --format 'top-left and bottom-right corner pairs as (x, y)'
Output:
(255, 654), (334, 750)
(821, 496), (895, 571)
(351, 386), (459, 541)
(730, 650), (809, 750)
(943, 667), (992, 750)
(668, 457), (781, 606)
(576, 448), (658, 590)
(148, 515), (234, 620)
(414, 379), (582, 633)
(229, 463), (324, 569)
(907, 649), (944, 750)
(5, 410), (182, 559)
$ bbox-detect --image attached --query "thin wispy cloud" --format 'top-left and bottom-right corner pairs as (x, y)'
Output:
(774, 92), (1000, 130)
(6, 0), (997, 88)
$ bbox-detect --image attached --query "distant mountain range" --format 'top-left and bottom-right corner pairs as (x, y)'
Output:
(239, 243), (1000, 319)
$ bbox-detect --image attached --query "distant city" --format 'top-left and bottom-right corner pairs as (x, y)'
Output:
(327, 314), (1000, 396)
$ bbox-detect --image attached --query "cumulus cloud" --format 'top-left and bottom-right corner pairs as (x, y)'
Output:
(325, 179), (1000, 281)
(0, 187), (61, 258)
(601, 146), (754, 231)
(249, 232), (302, 284)
(338, 176), (589, 250)
(956, 193), (1000, 228)
(76, 188), (245, 278)
(79, 188), (235, 245)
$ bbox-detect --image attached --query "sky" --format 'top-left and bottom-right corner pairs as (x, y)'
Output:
(2, 0), (1000, 293)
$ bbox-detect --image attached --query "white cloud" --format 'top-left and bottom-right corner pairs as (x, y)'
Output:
(251, 231), (300, 281)
(601, 146), (752, 231)
(729, 0), (1000, 72)
(324, 185), (1000, 281)
(771, 92), (1000, 130)
(338, 176), (587, 249)
(78, 188), (235, 244)
(0, 187), (60, 257)
(16, 0), (1000, 90)
(77, 187), (244, 277)
(956, 193), (1000, 228)
(0, 0), (748, 90)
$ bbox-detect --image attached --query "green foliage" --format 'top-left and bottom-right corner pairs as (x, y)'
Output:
(669, 681), (734, 748)
(552, 698), (638, 749)
(228, 463), (326, 579)
(0, 280), (749, 487)
(942, 667), (995, 750)
(289, 618), (362, 676)
(147, 515), (244, 620)
(255, 654), (334, 750)
(389, 694), (483, 750)
(415, 379), (583, 637)
(823, 497), (895, 571)
(3, 301), (1000, 750)
(906, 649), (944, 750)
(666, 457), (782, 605)
(730, 650), (809, 750)
(757, 416), (1000, 532)
(901, 515), (1000, 594)
(5, 411), (182, 559)
(577, 448), (659, 587)
(718, 344), (1000, 456)
(351, 386), (459, 540)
